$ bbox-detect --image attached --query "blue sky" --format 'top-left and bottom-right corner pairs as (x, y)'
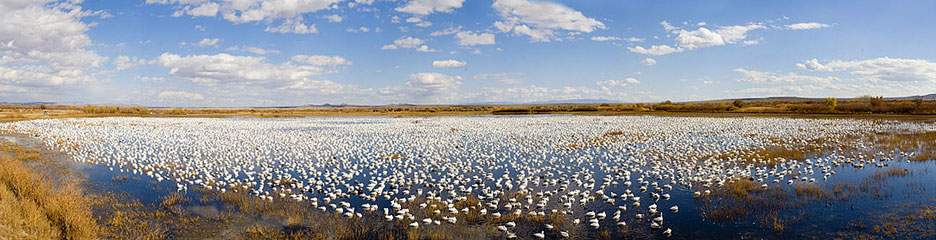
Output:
(1, 0), (934, 107)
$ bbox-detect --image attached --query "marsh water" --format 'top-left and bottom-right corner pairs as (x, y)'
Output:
(3, 115), (935, 239)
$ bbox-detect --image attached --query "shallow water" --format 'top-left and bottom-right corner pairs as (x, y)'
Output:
(3, 115), (935, 239)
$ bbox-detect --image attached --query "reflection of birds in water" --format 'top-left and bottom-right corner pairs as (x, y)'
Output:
(5, 115), (928, 238)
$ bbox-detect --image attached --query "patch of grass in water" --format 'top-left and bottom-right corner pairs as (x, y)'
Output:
(698, 178), (833, 235)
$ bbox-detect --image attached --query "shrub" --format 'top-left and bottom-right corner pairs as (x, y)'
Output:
(733, 99), (745, 108)
(824, 97), (837, 110)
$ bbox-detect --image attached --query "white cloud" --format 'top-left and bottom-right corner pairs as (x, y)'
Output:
(186, 2), (219, 16)
(381, 37), (437, 52)
(0, 65), (93, 87)
(430, 26), (461, 36)
(734, 68), (838, 83)
(628, 45), (684, 55)
(590, 36), (621, 41)
(625, 37), (645, 42)
(796, 57), (936, 82)
(396, 0), (465, 15)
(492, 0), (605, 42)
(394, 36), (424, 48)
(139, 76), (167, 83)
(147, 0), (343, 24)
(462, 85), (631, 103)
(415, 21), (432, 27)
(597, 78), (640, 87)
(404, 72), (462, 96)
(227, 45), (281, 55)
(197, 38), (220, 47)
(291, 55), (353, 66)
(787, 22), (831, 30)
(156, 53), (335, 88)
(0, 1), (106, 69)
(660, 20), (679, 32)
(674, 24), (764, 50)
(278, 79), (366, 95)
(455, 31), (496, 46)
(264, 18), (318, 34)
(324, 14), (343, 23)
(432, 59), (466, 68)
(158, 90), (204, 101)
(639, 58), (656, 66)
(0, 0), (107, 99)
(474, 73), (523, 84)
(415, 45), (438, 52)
(347, 27), (370, 33)
(113, 56), (145, 71)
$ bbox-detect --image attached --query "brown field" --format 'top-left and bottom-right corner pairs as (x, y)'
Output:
(3, 98), (936, 123)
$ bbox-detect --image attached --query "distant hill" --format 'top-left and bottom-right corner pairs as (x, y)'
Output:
(695, 94), (936, 104)
(0, 102), (56, 106)
(886, 94), (936, 101)
(466, 99), (623, 105)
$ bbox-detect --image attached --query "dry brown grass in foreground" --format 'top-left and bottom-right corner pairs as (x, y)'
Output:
(0, 142), (97, 239)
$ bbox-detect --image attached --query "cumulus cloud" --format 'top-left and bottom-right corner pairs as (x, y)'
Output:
(264, 18), (318, 34)
(787, 22), (831, 30)
(796, 57), (936, 82)
(492, 0), (605, 42)
(146, 0), (343, 24)
(197, 38), (220, 47)
(389, 72), (462, 97)
(113, 56), (146, 71)
(627, 45), (684, 55)
(629, 23), (765, 55)
(226, 45), (281, 55)
(461, 85), (631, 103)
(660, 20), (679, 32)
(139, 76), (167, 83)
(390, 36), (423, 48)
(597, 78), (640, 87)
(0, 0), (108, 100)
(415, 45), (438, 52)
(455, 31), (495, 46)
(156, 53), (334, 87)
(185, 2), (219, 16)
(430, 26), (462, 36)
(474, 73), (523, 85)
(396, 0), (465, 15)
(324, 14), (343, 23)
(432, 60), (466, 68)
(381, 37), (437, 52)
(291, 55), (353, 66)
(590, 36), (620, 41)
(639, 58), (656, 66)
(674, 24), (764, 50)
(158, 90), (205, 101)
(734, 68), (838, 84)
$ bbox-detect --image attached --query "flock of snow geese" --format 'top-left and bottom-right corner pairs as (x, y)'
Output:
(2, 116), (932, 238)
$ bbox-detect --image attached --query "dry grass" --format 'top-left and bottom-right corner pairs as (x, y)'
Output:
(0, 142), (98, 239)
